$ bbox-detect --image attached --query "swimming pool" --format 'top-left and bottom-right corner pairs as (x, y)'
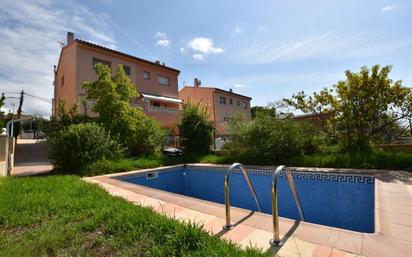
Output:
(115, 165), (375, 233)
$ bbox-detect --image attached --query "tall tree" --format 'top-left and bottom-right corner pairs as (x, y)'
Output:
(83, 63), (140, 146)
(178, 101), (214, 154)
(285, 65), (412, 151)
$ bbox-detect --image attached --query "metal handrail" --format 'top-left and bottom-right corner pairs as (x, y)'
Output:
(270, 165), (304, 246)
(223, 163), (262, 230)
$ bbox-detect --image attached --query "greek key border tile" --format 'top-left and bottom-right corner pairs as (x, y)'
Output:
(115, 165), (374, 184)
(187, 166), (374, 184)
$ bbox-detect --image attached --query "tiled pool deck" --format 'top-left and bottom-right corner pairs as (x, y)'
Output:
(85, 164), (412, 257)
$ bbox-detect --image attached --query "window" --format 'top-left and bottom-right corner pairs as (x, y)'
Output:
(243, 102), (247, 109)
(123, 65), (131, 75)
(152, 102), (161, 107)
(237, 100), (240, 106)
(92, 58), (111, 69)
(61, 75), (64, 87)
(229, 98), (233, 105)
(220, 96), (226, 104)
(143, 71), (150, 80)
(158, 76), (170, 86)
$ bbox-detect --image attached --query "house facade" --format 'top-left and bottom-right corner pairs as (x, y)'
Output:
(179, 79), (252, 135)
(53, 32), (181, 128)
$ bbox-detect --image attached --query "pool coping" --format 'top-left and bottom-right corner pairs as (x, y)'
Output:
(86, 163), (412, 257)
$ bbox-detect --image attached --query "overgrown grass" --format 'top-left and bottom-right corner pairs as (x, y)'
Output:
(84, 149), (412, 176)
(287, 150), (412, 171)
(0, 176), (268, 257)
(83, 153), (237, 176)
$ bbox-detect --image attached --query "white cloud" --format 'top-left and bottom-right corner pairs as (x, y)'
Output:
(193, 53), (204, 61)
(233, 27), (243, 35)
(0, 0), (116, 116)
(155, 32), (170, 47)
(381, 5), (396, 12)
(187, 37), (224, 54)
(234, 83), (246, 88)
(185, 37), (224, 60)
(155, 32), (167, 39)
(155, 39), (170, 47)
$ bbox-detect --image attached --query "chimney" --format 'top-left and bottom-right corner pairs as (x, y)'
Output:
(155, 60), (161, 65)
(194, 78), (201, 87)
(67, 32), (74, 45)
(229, 88), (233, 93)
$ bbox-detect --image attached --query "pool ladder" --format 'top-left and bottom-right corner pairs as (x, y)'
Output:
(223, 163), (262, 230)
(270, 165), (304, 246)
(223, 163), (304, 246)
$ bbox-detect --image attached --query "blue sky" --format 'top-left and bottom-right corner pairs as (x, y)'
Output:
(0, 0), (411, 116)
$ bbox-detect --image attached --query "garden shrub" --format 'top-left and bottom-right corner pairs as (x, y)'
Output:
(224, 112), (321, 163)
(132, 114), (166, 156)
(49, 123), (124, 172)
(178, 101), (214, 154)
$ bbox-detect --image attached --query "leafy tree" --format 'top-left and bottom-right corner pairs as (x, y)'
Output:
(82, 63), (165, 155)
(251, 101), (290, 118)
(285, 65), (412, 151)
(251, 106), (276, 118)
(178, 101), (214, 154)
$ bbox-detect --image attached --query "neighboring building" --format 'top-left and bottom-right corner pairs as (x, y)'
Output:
(53, 32), (181, 128)
(290, 112), (332, 130)
(179, 78), (252, 135)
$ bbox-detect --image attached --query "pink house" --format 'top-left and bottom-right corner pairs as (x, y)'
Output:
(179, 78), (252, 136)
(53, 32), (181, 129)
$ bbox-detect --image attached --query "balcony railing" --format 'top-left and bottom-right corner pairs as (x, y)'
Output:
(149, 106), (180, 115)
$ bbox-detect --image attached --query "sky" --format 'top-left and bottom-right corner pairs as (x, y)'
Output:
(0, 0), (411, 116)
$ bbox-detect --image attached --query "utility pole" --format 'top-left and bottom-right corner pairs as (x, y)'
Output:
(13, 90), (25, 140)
(17, 90), (24, 119)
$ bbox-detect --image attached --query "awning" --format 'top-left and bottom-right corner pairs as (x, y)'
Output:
(141, 93), (182, 104)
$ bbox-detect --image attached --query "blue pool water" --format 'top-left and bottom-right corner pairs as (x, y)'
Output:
(115, 165), (374, 233)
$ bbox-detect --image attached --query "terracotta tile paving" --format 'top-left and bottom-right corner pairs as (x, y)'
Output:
(276, 236), (317, 257)
(327, 230), (363, 255)
(134, 196), (165, 208)
(221, 223), (256, 242)
(203, 218), (227, 234)
(239, 229), (273, 251)
(173, 208), (216, 224)
(313, 246), (350, 257)
(154, 202), (185, 216)
(362, 234), (412, 257)
(85, 165), (412, 257)
(378, 209), (412, 226)
(406, 185), (412, 197)
(293, 222), (335, 246)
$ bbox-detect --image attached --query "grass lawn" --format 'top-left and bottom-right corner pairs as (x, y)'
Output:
(0, 176), (268, 257)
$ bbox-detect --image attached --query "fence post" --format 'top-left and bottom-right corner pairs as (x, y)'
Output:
(0, 135), (9, 176)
